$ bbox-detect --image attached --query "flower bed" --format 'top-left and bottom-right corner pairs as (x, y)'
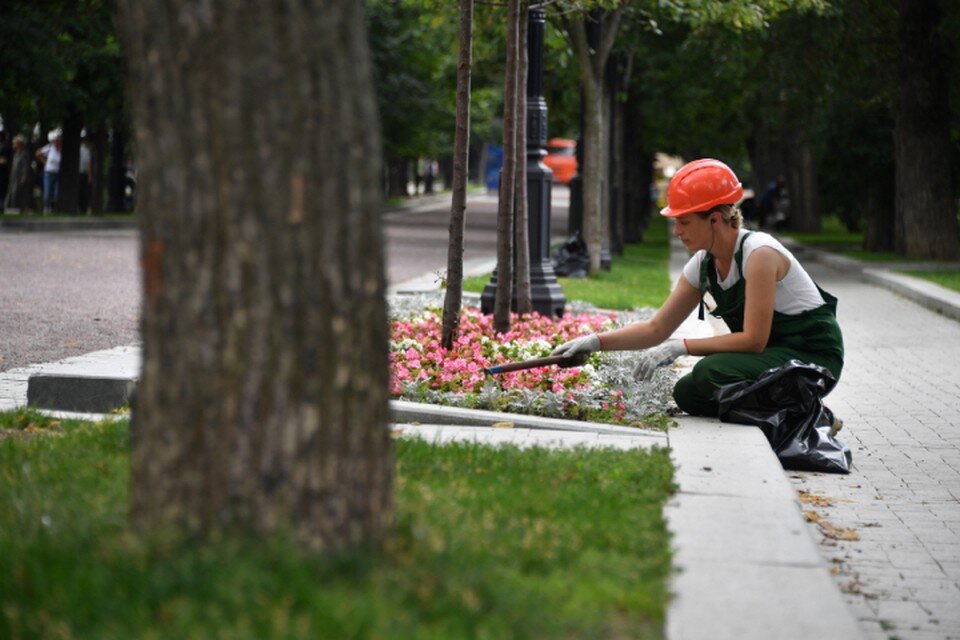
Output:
(389, 294), (677, 427)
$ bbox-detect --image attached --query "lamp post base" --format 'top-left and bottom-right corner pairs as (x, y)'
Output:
(479, 260), (566, 318)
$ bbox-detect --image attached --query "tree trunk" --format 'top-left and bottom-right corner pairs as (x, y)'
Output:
(864, 175), (896, 252)
(57, 106), (83, 214)
(788, 141), (820, 233)
(514, 4), (532, 315)
(565, 8), (621, 274)
(106, 126), (127, 212)
(441, 0), (474, 350)
(386, 155), (408, 198)
(493, 0), (520, 333)
(90, 127), (107, 214)
(894, 0), (959, 259)
(119, 0), (393, 552)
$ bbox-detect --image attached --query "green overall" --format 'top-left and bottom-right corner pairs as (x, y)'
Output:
(672, 232), (845, 417)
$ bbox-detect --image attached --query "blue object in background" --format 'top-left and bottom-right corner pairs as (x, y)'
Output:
(484, 144), (503, 191)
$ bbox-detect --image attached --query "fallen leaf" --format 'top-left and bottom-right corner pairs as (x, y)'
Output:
(798, 490), (834, 507)
(491, 421), (514, 429)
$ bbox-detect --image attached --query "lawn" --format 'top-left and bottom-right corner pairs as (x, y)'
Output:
(1, 409), (675, 639)
(898, 269), (960, 293)
(464, 215), (672, 311)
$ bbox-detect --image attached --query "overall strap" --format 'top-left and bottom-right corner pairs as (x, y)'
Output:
(697, 230), (753, 321)
(733, 231), (753, 275)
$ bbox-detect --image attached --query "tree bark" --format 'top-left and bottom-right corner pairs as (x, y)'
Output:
(57, 106), (83, 214)
(894, 0), (959, 259)
(105, 126), (127, 213)
(119, 0), (393, 551)
(514, 4), (532, 316)
(441, 0), (474, 350)
(386, 155), (408, 198)
(787, 141), (820, 233)
(565, 8), (621, 274)
(90, 127), (107, 214)
(494, 0), (521, 333)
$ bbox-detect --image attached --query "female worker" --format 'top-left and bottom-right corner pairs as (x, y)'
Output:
(552, 158), (844, 417)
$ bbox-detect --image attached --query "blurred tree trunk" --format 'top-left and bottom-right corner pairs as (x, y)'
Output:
(600, 66), (612, 267)
(386, 155), (408, 198)
(894, 0), (959, 259)
(864, 169), (896, 251)
(119, 0), (393, 551)
(494, 0), (520, 333)
(57, 105), (82, 214)
(105, 127), (127, 212)
(89, 127), (107, 213)
(564, 8), (621, 273)
(441, 0), (474, 349)
(787, 141), (819, 233)
(514, 4), (532, 316)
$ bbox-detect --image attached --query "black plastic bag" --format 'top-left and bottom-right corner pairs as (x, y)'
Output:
(715, 360), (852, 474)
(551, 231), (590, 278)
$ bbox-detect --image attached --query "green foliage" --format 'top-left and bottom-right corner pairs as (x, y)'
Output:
(0, 0), (123, 130)
(0, 413), (675, 639)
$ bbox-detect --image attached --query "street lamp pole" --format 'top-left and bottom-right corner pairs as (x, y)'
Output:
(481, 7), (566, 317)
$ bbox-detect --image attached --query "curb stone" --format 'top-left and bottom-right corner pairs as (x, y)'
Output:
(0, 217), (137, 232)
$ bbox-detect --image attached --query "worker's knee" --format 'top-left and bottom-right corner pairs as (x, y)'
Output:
(671, 355), (745, 417)
(672, 369), (718, 417)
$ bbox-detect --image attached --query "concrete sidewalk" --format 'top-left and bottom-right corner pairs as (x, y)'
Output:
(4, 231), (960, 639)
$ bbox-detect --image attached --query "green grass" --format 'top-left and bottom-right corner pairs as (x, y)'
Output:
(782, 215), (863, 251)
(1, 410), (674, 639)
(783, 215), (943, 263)
(898, 269), (960, 293)
(465, 216), (672, 310)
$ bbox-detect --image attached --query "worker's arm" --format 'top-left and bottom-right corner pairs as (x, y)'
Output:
(684, 247), (782, 356)
(551, 276), (701, 358)
(596, 276), (701, 351)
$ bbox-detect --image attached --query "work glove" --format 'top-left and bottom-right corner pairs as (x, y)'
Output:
(551, 334), (601, 359)
(632, 340), (687, 381)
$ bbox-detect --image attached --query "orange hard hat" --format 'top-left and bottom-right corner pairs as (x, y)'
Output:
(660, 159), (743, 217)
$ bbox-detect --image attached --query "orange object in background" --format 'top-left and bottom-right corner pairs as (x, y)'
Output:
(543, 138), (577, 185)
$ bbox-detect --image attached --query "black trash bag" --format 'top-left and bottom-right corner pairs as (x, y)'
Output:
(551, 231), (590, 278)
(715, 360), (852, 474)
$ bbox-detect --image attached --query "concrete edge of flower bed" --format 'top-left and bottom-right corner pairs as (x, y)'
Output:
(389, 398), (666, 439)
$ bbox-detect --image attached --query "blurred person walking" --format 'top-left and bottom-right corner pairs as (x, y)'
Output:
(36, 129), (62, 213)
(3, 134), (33, 213)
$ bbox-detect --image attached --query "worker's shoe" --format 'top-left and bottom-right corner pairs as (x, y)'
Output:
(829, 417), (844, 438)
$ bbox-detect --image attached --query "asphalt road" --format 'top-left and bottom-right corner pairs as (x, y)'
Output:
(0, 186), (570, 371)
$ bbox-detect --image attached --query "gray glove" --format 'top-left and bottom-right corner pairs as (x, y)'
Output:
(632, 340), (687, 381)
(551, 334), (601, 358)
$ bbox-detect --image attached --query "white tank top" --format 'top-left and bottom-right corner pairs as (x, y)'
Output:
(682, 228), (825, 315)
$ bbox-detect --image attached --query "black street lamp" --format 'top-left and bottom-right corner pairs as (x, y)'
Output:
(481, 7), (566, 317)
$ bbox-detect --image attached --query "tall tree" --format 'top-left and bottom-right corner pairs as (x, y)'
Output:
(562, 7), (622, 274)
(118, 0), (393, 551)
(514, 3), (533, 315)
(493, 0), (522, 333)
(895, 0), (959, 259)
(441, 0), (475, 349)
